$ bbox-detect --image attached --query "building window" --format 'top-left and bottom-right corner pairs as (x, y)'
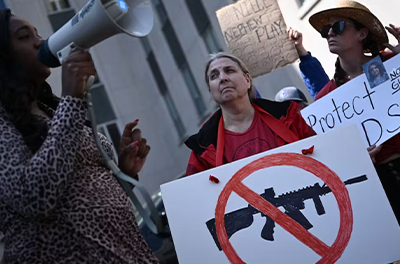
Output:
(181, 64), (206, 114)
(48, 10), (76, 31)
(202, 27), (221, 54)
(162, 20), (186, 68)
(97, 122), (121, 161)
(152, 0), (206, 117)
(184, 0), (221, 53)
(45, 0), (71, 12)
(152, 0), (168, 24)
(297, 0), (321, 19)
(163, 91), (186, 137)
(0, 0), (6, 9)
(105, 123), (121, 153)
(141, 36), (152, 55)
(89, 83), (121, 158)
(89, 83), (117, 124)
(45, 0), (75, 31)
(141, 38), (186, 138)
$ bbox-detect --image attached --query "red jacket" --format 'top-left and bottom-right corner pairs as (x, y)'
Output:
(185, 99), (316, 176)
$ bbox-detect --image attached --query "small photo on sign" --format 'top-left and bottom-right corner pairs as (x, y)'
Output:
(363, 56), (389, 88)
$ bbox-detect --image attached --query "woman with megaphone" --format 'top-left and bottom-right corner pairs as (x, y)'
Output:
(0, 9), (159, 264)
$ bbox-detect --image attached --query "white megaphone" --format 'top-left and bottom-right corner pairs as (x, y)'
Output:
(38, 0), (153, 67)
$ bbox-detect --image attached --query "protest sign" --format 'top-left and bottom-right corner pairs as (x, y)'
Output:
(301, 54), (400, 147)
(216, 0), (298, 77)
(161, 125), (400, 264)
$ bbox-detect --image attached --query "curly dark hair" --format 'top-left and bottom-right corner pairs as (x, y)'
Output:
(368, 61), (385, 81)
(0, 9), (60, 153)
(333, 19), (380, 88)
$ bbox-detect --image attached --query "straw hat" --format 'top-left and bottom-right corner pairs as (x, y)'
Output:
(309, 0), (388, 51)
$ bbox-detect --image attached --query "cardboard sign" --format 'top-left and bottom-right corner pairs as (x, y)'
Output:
(301, 54), (400, 147)
(216, 0), (298, 77)
(161, 125), (400, 264)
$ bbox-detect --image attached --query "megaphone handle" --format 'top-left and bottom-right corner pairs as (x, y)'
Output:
(57, 43), (95, 91)
(85, 75), (96, 91)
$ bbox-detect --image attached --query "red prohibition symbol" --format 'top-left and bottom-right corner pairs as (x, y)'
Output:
(215, 153), (353, 264)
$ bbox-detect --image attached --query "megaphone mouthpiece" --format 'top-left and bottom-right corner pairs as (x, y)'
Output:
(38, 39), (62, 67)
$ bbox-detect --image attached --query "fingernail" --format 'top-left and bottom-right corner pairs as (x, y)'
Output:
(135, 119), (139, 123)
(134, 141), (139, 146)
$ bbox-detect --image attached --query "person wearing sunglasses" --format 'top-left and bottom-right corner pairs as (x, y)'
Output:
(309, 0), (400, 226)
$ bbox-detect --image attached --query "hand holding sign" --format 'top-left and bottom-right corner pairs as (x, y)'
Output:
(161, 126), (400, 264)
(367, 144), (382, 164)
(301, 54), (400, 148)
(287, 27), (308, 57)
(385, 24), (400, 54)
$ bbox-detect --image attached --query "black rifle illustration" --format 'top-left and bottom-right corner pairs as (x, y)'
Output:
(206, 175), (367, 251)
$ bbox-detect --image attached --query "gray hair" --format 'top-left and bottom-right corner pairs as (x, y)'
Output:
(204, 52), (256, 100)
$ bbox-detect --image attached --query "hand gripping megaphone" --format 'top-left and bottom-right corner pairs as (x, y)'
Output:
(37, 0), (167, 235)
(38, 0), (153, 67)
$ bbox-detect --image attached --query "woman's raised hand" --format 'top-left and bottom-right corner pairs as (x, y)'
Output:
(118, 120), (151, 180)
(385, 24), (400, 54)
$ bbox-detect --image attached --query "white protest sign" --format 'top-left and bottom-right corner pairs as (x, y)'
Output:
(301, 54), (400, 147)
(161, 125), (400, 264)
(216, 0), (298, 78)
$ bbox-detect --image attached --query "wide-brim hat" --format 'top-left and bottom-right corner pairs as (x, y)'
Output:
(309, 0), (388, 51)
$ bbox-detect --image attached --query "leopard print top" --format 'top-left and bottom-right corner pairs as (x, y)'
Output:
(0, 96), (159, 264)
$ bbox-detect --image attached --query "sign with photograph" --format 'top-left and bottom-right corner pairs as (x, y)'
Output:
(362, 56), (390, 88)
(301, 54), (400, 147)
(161, 126), (400, 264)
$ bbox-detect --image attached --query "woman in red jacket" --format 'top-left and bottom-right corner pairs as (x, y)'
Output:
(309, 1), (400, 224)
(185, 52), (315, 176)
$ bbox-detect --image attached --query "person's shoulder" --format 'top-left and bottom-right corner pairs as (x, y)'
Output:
(381, 50), (397, 62)
(184, 109), (221, 152)
(253, 99), (292, 119)
(314, 80), (336, 101)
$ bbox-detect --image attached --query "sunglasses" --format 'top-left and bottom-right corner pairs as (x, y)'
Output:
(320, 21), (346, 38)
